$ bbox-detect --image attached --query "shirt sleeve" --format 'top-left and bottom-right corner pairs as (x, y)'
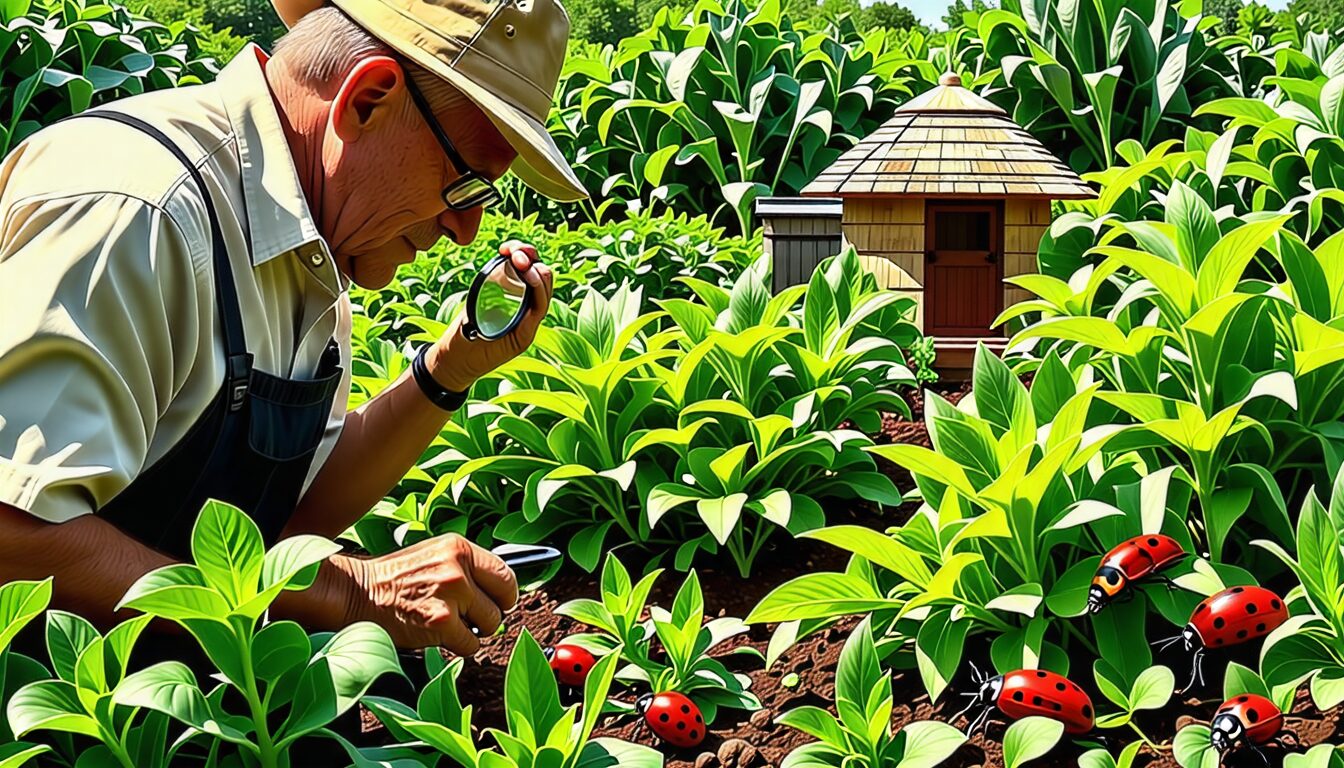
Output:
(0, 192), (205, 523)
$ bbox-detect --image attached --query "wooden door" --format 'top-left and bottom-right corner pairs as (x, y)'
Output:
(924, 203), (1002, 337)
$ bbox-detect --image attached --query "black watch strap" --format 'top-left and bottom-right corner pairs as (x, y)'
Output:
(412, 346), (469, 412)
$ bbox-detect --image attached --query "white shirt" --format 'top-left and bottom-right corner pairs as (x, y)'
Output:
(0, 45), (351, 524)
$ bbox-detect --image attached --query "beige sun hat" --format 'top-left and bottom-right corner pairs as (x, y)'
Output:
(271, 0), (588, 201)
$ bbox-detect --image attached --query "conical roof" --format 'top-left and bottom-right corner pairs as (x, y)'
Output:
(801, 73), (1095, 199)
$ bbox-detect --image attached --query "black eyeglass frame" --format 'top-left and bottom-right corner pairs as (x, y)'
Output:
(404, 73), (503, 211)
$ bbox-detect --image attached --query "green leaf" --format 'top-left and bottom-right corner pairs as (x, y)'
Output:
(280, 622), (402, 746)
(1003, 717), (1064, 768)
(802, 526), (932, 587)
(914, 610), (966, 703)
(0, 743), (49, 768)
(1222, 662), (1270, 703)
(7, 680), (99, 738)
(262, 535), (343, 593)
(1128, 665), (1174, 711)
(117, 564), (230, 621)
(894, 720), (967, 768)
(0, 579), (52, 652)
(45, 611), (99, 684)
(698, 493), (748, 545)
(191, 500), (265, 607)
(504, 629), (564, 744)
(1046, 556), (1101, 618)
(1173, 725), (1218, 768)
(746, 572), (893, 623)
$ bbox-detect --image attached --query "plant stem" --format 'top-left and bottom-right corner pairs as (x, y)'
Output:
(1128, 720), (1164, 750)
(237, 632), (279, 768)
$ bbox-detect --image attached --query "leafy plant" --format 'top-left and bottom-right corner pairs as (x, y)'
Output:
(0, 0), (221, 157)
(556, 553), (760, 723)
(1254, 467), (1344, 711)
(0, 579), (54, 768)
(365, 629), (662, 768)
(544, 0), (939, 230)
(955, 0), (1237, 170)
(777, 617), (966, 767)
(107, 500), (402, 767)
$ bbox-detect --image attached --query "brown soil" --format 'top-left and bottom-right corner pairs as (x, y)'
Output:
(353, 381), (1343, 766)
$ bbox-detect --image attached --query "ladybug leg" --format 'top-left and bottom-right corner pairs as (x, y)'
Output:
(1177, 650), (1202, 695)
(1156, 574), (1179, 591)
(1250, 744), (1271, 768)
(949, 694), (982, 726)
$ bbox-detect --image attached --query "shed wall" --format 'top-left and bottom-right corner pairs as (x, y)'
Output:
(1003, 199), (1051, 310)
(763, 216), (845, 294)
(840, 198), (927, 327)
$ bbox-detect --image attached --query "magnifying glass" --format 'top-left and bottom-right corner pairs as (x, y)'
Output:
(463, 252), (533, 341)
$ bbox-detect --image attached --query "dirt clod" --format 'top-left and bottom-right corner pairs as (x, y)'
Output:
(749, 709), (772, 728)
(694, 751), (717, 768)
(717, 738), (759, 767)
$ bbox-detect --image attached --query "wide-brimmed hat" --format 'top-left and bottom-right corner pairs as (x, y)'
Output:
(271, 0), (587, 201)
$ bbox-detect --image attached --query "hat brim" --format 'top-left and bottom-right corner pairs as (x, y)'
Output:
(277, 0), (589, 203)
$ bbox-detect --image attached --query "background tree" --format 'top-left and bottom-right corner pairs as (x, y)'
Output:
(1201, 0), (1245, 34)
(567, 0), (642, 45)
(942, 0), (992, 29)
(1286, 0), (1344, 32)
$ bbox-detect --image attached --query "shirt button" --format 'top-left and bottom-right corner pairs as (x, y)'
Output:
(309, 250), (324, 267)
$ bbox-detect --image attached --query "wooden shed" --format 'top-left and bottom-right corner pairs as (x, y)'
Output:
(800, 72), (1095, 372)
(755, 196), (844, 294)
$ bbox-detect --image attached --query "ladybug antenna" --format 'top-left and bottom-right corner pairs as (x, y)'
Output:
(1152, 633), (1184, 652)
(543, 646), (555, 661)
(1177, 649), (1204, 695)
(968, 660), (985, 684)
(635, 693), (654, 714)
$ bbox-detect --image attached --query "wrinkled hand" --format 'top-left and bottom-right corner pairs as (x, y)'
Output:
(335, 534), (519, 653)
(425, 240), (552, 393)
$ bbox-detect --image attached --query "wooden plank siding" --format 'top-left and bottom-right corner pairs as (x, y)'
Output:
(763, 215), (845, 294)
(840, 198), (927, 326)
(1002, 199), (1050, 309)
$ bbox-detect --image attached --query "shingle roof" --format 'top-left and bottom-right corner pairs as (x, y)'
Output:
(801, 73), (1096, 199)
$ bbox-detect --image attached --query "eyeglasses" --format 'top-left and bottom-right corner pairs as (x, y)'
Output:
(404, 73), (502, 211)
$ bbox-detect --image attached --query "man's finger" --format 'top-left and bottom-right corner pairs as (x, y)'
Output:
(470, 545), (519, 610)
(464, 582), (505, 637)
(435, 613), (481, 656)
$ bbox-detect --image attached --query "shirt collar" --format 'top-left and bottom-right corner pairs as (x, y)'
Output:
(216, 45), (333, 280)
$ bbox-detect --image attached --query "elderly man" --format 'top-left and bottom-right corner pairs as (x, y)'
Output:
(0, 0), (585, 655)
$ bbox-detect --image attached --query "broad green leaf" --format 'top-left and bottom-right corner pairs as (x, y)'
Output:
(191, 500), (265, 607)
(0, 579), (52, 652)
(1173, 725), (1218, 768)
(1128, 665), (1174, 711)
(117, 564), (230, 621)
(894, 720), (967, 768)
(802, 526), (932, 587)
(1003, 717), (1064, 768)
(7, 680), (99, 738)
(45, 611), (99, 684)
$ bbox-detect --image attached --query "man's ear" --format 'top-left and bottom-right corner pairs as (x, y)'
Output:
(331, 56), (405, 141)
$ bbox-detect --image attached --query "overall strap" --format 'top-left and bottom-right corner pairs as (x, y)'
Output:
(73, 111), (252, 411)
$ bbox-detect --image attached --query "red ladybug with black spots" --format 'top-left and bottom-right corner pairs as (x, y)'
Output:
(638, 691), (706, 748)
(952, 665), (1094, 736)
(545, 644), (597, 687)
(1089, 534), (1186, 613)
(1209, 694), (1299, 762)
(1154, 586), (1287, 693)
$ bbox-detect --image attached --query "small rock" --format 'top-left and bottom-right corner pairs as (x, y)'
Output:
(718, 738), (759, 767)
(749, 709), (772, 728)
(695, 752), (718, 768)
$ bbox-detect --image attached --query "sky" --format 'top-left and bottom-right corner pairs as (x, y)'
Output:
(872, 0), (1292, 29)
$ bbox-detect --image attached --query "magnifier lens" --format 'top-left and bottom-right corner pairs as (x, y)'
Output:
(475, 258), (527, 338)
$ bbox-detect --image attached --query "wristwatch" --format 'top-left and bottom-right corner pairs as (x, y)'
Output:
(412, 345), (470, 412)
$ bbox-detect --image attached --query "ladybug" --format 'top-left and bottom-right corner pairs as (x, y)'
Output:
(637, 691), (705, 748)
(1154, 586), (1287, 692)
(1088, 534), (1186, 613)
(544, 644), (597, 687)
(1209, 694), (1299, 761)
(952, 664), (1094, 736)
